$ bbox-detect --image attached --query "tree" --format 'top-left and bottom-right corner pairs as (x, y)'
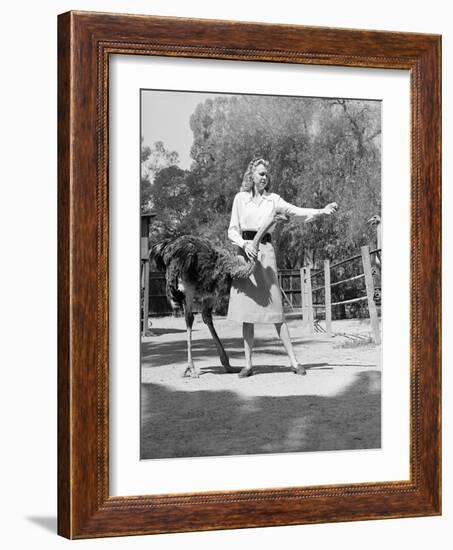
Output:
(140, 140), (180, 211)
(151, 165), (191, 231)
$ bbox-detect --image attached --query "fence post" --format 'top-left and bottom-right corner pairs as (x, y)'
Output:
(289, 271), (294, 308)
(141, 260), (151, 336)
(361, 245), (381, 344)
(300, 267), (314, 334)
(324, 259), (332, 337)
(306, 266), (314, 329)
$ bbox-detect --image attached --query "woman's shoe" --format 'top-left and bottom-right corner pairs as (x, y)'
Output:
(292, 364), (307, 376)
(238, 367), (254, 378)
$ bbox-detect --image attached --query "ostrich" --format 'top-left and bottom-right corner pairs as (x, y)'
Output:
(150, 211), (284, 378)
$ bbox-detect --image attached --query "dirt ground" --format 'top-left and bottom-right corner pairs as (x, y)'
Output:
(141, 316), (381, 459)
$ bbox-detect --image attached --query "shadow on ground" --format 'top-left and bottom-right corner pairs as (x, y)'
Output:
(143, 336), (333, 368)
(147, 327), (192, 335)
(141, 370), (381, 459)
(200, 363), (333, 375)
(142, 335), (376, 370)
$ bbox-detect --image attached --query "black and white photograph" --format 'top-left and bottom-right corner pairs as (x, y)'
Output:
(140, 90), (382, 460)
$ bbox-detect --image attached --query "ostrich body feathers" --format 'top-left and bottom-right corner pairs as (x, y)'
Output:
(150, 235), (255, 310)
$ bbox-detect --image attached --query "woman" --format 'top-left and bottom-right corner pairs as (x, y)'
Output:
(227, 157), (337, 378)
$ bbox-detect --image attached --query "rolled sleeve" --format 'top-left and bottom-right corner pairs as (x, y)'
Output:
(276, 195), (320, 221)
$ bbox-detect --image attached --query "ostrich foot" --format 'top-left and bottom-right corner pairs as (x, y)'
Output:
(183, 363), (199, 378)
(291, 364), (307, 376)
(222, 362), (239, 374)
(238, 367), (254, 378)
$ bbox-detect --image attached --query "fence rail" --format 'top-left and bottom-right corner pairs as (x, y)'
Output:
(312, 272), (367, 293)
(331, 296), (367, 307)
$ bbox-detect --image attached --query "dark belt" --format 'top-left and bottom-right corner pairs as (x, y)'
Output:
(242, 231), (271, 244)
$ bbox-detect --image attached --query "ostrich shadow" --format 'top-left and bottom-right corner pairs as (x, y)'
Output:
(234, 265), (280, 307)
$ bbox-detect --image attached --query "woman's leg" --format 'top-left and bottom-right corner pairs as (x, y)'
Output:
(275, 322), (306, 375)
(239, 322), (254, 377)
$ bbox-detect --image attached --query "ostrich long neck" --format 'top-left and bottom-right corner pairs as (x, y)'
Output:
(251, 211), (277, 248)
(230, 210), (280, 280)
(376, 222), (381, 250)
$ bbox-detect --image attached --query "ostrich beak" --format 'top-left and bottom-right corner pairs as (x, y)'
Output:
(273, 213), (288, 223)
(367, 216), (376, 224)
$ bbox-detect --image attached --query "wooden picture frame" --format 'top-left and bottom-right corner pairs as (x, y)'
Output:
(58, 11), (441, 539)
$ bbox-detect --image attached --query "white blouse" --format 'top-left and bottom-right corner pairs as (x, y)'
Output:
(228, 191), (320, 248)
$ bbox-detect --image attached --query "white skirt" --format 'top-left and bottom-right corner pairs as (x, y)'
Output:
(227, 242), (284, 324)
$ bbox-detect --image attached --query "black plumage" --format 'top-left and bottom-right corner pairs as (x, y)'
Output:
(151, 236), (255, 308)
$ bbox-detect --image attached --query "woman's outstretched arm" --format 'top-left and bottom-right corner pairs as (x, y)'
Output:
(276, 196), (337, 222)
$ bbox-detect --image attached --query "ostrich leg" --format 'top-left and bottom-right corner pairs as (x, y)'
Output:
(182, 303), (198, 378)
(201, 298), (237, 373)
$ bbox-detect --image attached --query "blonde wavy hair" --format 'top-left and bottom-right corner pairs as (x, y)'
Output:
(240, 157), (271, 193)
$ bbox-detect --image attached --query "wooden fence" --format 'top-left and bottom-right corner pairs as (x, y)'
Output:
(308, 246), (381, 343)
(147, 271), (173, 316)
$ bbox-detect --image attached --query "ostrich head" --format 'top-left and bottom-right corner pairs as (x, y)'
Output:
(367, 214), (381, 226)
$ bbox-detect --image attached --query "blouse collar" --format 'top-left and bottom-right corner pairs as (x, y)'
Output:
(244, 191), (272, 205)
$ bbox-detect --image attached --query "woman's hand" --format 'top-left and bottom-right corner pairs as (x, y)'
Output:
(322, 202), (338, 215)
(243, 242), (258, 260)
(305, 204), (338, 223)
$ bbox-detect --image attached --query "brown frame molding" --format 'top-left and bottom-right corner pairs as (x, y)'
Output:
(58, 11), (441, 539)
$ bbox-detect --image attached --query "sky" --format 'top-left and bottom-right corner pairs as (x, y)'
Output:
(141, 90), (221, 170)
